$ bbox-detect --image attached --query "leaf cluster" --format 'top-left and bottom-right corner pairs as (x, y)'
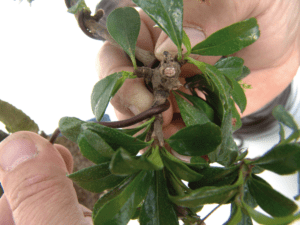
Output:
(57, 0), (300, 224)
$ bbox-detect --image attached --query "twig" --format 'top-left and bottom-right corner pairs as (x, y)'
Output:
(49, 100), (170, 144)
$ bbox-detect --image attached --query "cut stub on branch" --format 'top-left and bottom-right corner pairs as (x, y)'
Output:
(134, 51), (183, 146)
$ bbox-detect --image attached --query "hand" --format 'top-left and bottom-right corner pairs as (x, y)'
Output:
(96, 0), (300, 153)
(0, 131), (92, 225)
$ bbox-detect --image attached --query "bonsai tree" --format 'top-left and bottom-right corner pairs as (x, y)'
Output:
(2, 0), (300, 224)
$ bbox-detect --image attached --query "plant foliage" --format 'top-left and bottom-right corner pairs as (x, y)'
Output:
(55, 0), (300, 224)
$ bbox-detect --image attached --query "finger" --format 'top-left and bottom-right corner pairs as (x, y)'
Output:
(0, 131), (89, 225)
(0, 194), (14, 225)
(54, 144), (74, 174)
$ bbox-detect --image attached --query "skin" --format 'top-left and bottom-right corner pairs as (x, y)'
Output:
(0, 0), (299, 223)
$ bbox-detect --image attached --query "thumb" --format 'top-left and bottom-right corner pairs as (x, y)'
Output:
(154, 27), (205, 61)
(0, 131), (91, 225)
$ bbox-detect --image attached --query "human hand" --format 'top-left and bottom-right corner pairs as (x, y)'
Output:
(96, 0), (300, 155)
(0, 131), (92, 225)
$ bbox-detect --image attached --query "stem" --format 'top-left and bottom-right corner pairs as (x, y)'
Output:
(49, 100), (170, 144)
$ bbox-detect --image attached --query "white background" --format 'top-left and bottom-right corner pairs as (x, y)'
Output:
(0, 0), (117, 136)
(1, 1), (299, 225)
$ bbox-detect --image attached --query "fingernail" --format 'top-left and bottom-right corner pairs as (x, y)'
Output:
(129, 105), (140, 115)
(0, 137), (38, 171)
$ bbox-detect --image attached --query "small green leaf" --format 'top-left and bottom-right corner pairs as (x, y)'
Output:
(169, 185), (238, 208)
(109, 147), (163, 176)
(120, 117), (155, 136)
(77, 129), (115, 164)
(191, 18), (260, 56)
(82, 122), (152, 155)
(167, 123), (222, 156)
(224, 203), (243, 225)
(59, 117), (85, 142)
(107, 7), (140, 69)
(214, 57), (244, 80)
(132, 0), (183, 57)
(279, 123), (286, 142)
(229, 98), (242, 131)
(0, 99), (39, 133)
(67, 0), (89, 14)
(189, 166), (239, 190)
(252, 143), (300, 175)
(248, 175), (298, 217)
(243, 180), (257, 208)
(225, 76), (247, 113)
(93, 170), (153, 225)
(243, 202), (300, 225)
(213, 110), (239, 166)
(140, 170), (179, 225)
(93, 176), (135, 219)
(186, 57), (231, 110)
(236, 66), (251, 81)
(67, 162), (127, 193)
(91, 72), (123, 121)
(183, 29), (192, 58)
(272, 105), (299, 131)
(147, 146), (164, 169)
(160, 147), (203, 182)
(176, 90), (215, 122)
(173, 92), (210, 126)
(230, 202), (253, 225)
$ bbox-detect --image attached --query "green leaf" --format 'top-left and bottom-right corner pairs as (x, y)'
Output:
(132, 0), (183, 56)
(67, 0), (89, 14)
(107, 7), (140, 69)
(169, 185), (238, 208)
(109, 147), (163, 176)
(160, 147), (203, 182)
(77, 129), (115, 164)
(120, 117), (155, 136)
(59, 117), (85, 142)
(224, 203), (243, 225)
(236, 66), (251, 81)
(229, 202), (253, 225)
(185, 74), (225, 124)
(225, 76), (247, 113)
(93, 170), (153, 225)
(93, 176), (135, 219)
(272, 105), (299, 131)
(214, 57), (244, 80)
(229, 98), (242, 131)
(176, 90), (215, 122)
(243, 180), (257, 208)
(186, 57), (231, 110)
(183, 29), (192, 58)
(252, 143), (300, 175)
(167, 123), (222, 156)
(243, 202), (300, 225)
(191, 18), (260, 56)
(279, 123), (286, 142)
(248, 175), (298, 217)
(67, 162), (127, 193)
(140, 170), (179, 225)
(82, 122), (152, 155)
(91, 72), (123, 121)
(189, 166), (239, 190)
(0, 99), (39, 133)
(147, 145), (164, 169)
(213, 110), (239, 166)
(173, 91), (210, 126)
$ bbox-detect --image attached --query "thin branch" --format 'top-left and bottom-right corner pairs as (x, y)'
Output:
(49, 100), (170, 144)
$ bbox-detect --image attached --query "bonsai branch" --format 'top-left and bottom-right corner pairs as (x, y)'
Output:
(49, 100), (170, 144)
